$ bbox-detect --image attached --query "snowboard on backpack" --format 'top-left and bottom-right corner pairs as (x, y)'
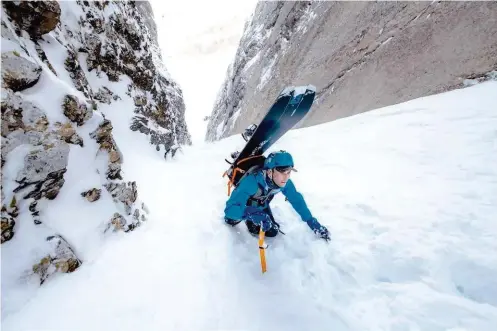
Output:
(223, 85), (316, 195)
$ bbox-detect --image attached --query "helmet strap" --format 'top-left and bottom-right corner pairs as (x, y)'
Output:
(265, 170), (279, 189)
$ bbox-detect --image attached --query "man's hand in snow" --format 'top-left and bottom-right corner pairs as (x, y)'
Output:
(314, 226), (331, 241)
(306, 217), (330, 241)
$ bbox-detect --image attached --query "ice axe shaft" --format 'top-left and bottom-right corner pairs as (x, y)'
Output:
(258, 229), (267, 273)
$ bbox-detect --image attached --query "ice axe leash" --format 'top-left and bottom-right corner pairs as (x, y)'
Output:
(258, 229), (267, 273)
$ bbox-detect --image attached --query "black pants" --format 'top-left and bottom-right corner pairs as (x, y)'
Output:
(245, 219), (279, 237)
(225, 207), (280, 237)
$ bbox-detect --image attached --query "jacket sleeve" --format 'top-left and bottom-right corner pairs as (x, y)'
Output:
(281, 179), (313, 222)
(224, 174), (259, 220)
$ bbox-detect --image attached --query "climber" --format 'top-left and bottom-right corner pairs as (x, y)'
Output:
(224, 150), (330, 240)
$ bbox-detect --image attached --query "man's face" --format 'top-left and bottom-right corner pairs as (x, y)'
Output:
(268, 167), (292, 187)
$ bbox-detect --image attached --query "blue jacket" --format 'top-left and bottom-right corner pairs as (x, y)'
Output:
(224, 170), (321, 231)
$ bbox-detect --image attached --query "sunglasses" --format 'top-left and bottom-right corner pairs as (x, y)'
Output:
(274, 166), (293, 173)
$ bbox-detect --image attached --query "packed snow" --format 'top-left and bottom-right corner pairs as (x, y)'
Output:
(2, 79), (497, 330)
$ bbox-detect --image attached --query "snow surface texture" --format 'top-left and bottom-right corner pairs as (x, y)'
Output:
(2, 80), (496, 330)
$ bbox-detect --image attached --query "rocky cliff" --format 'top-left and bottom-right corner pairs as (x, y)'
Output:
(1, 0), (189, 309)
(206, 1), (497, 141)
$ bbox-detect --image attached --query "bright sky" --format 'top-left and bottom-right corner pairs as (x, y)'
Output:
(149, 0), (259, 143)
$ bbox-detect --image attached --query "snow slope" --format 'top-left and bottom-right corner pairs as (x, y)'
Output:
(2, 81), (497, 330)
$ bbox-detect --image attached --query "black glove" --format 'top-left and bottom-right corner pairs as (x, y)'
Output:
(224, 217), (241, 226)
(306, 217), (330, 241)
(314, 226), (330, 241)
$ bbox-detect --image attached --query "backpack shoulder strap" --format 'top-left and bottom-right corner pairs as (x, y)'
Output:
(223, 155), (266, 196)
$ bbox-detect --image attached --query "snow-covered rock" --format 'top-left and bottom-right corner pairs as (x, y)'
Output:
(57, 0), (191, 152)
(1, 51), (42, 91)
(1, 211), (16, 244)
(94, 86), (117, 105)
(106, 212), (127, 233)
(14, 141), (69, 201)
(206, 1), (497, 141)
(62, 94), (92, 126)
(1, 197), (18, 244)
(0, 0), (190, 313)
(89, 118), (123, 180)
(1, 89), (47, 138)
(54, 122), (84, 147)
(32, 234), (81, 285)
(81, 188), (101, 202)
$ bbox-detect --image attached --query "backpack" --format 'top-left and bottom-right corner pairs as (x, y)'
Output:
(223, 154), (266, 196)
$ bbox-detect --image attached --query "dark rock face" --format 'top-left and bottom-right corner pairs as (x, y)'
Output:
(2, 1), (61, 38)
(206, 1), (497, 141)
(90, 119), (123, 180)
(1, 197), (18, 244)
(62, 95), (92, 126)
(89, 118), (148, 232)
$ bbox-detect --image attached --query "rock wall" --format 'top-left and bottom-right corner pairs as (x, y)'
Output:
(1, 0), (189, 301)
(206, 1), (497, 141)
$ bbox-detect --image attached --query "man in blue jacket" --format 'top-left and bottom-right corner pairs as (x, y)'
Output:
(224, 150), (330, 240)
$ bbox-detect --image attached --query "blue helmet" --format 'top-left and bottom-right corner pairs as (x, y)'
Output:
(264, 150), (297, 171)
